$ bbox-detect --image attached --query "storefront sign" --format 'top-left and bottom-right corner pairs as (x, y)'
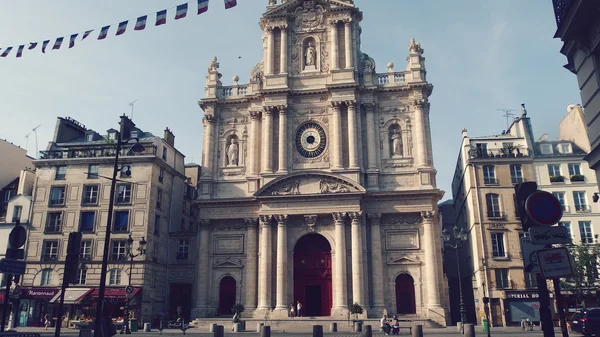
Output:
(21, 287), (59, 299)
(504, 291), (540, 300)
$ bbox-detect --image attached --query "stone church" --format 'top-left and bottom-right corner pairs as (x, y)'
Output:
(192, 0), (446, 324)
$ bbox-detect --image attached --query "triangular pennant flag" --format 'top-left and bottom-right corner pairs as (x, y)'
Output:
(42, 40), (50, 53)
(52, 37), (64, 50)
(82, 30), (93, 40)
(16, 45), (24, 58)
(69, 34), (78, 48)
(156, 10), (167, 26)
(98, 26), (110, 40)
(28, 42), (37, 50)
(1, 47), (13, 57)
(198, 0), (209, 14)
(135, 16), (147, 30)
(224, 0), (237, 9)
(116, 21), (128, 36)
(175, 3), (188, 20)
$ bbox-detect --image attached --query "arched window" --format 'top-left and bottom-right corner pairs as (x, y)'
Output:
(485, 193), (502, 218)
(108, 269), (121, 285)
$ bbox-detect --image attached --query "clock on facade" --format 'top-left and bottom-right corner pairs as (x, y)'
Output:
(295, 122), (327, 158)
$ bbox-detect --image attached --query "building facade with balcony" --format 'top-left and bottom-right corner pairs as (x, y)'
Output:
(452, 107), (539, 327)
(552, 0), (600, 188)
(192, 0), (447, 325)
(22, 116), (186, 327)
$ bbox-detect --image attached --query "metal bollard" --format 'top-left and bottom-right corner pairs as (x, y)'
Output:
(354, 321), (363, 332)
(464, 323), (475, 337)
(362, 325), (372, 337)
(456, 322), (463, 332)
(233, 323), (242, 332)
(214, 325), (225, 337)
(261, 325), (271, 337)
(257, 322), (264, 333)
(330, 322), (338, 332)
(412, 324), (423, 337)
(143, 322), (152, 332)
(313, 325), (324, 337)
(210, 323), (217, 332)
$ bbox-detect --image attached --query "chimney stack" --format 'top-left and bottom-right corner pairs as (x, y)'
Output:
(164, 127), (175, 146)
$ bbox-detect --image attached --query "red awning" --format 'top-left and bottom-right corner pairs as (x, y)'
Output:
(90, 288), (141, 299)
(0, 294), (3, 301)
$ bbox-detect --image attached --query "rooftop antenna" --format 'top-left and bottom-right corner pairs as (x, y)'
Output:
(129, 99), (138, 120)
(25, 124), (41, 158)
(497, 109), (517, 130)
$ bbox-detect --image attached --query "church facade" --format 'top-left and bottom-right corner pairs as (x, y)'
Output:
(192, 0), (447, 324)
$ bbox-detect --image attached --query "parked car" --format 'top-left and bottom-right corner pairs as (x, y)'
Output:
(571, 308), (600, 336)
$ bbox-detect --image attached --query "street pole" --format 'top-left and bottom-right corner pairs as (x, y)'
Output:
(455, 247), (466, 331)
(553, 279), (569, 337)
(95, 122), (123, 337)
(1, 274), (12, 332)
(537, 273), (556, 337)
(122, 254), (134, 334)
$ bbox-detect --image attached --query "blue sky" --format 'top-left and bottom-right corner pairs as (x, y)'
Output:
(0, 0), (582, 198)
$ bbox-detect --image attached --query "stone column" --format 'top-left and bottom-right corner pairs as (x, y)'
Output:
(349, 212), (365, 309)
(201, 115), (216, 178)
(248, 111), (261, 176)
(277, 106), (288, 173)
(332, 212), (348, 315)
(244, 219), (259, 311)
(344, 20), (353, 69)
(257, 215), (273, 312)
(266, 27), (274, 75)
(274, 214), (288, 316)
(346, 101), (359, 169)
(280, 26), (288, 74)
(368, 214), (385, 315)
(422, 211), (442, 308)
(194, 220), (211, 316)
(261, 107), (274, 174)
(364, 104), (377, 170)
(356, 106), (363, 170)
(331, 102), (343, 170)
(413, 99), (428, 167)
(330, 20), (339, 70)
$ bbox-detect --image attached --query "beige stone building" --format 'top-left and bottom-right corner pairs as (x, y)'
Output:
(22, 116), (185, 326)
(452, 108), (537, 327)
(190, 0), (446, 324)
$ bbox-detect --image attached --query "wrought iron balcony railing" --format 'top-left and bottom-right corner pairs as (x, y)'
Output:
(38, 144), (157, 160)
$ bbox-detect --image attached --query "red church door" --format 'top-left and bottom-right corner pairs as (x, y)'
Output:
(293, 234), (332, 316)
(218, 276), (236, 316)
(395, 274), (416, 314)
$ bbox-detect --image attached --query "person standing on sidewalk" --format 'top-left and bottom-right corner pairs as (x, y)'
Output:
(296, 301), (303, 317)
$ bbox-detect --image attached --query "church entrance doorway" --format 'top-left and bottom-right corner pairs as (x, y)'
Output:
(395, 274), (416, 315)
(293, 234), (332, 316)
(218, 276), (236, 316)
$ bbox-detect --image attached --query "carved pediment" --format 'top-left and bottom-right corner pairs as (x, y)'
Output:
(214, 257), (244, 269)
(265, 0), (355, 18)
(387, 255), (421, 265)
(254, 171), (366, 197)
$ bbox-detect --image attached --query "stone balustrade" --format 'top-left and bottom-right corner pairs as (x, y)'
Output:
(219, 85), (250, 98)
(376, 72), (407, 86)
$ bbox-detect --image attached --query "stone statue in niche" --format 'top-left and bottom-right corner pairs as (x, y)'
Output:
(303, 39), (317, 71)
(226, 137), (239, 167)
(389, 125), (403, 158)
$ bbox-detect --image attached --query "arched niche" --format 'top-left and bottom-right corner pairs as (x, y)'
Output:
(301, 36), (321, 73)
(381, 118), (412, 159)
(220, 130), (246, 169)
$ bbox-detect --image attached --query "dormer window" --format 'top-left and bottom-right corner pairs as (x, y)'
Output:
(86, 133), (94, 142)
(106, 129), (117, 141)
(560, 143), (571, 153)
(540, 144), (553, 155)
(130, 130), (138, 139)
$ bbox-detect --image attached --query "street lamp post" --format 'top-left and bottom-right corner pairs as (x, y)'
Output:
(122, 235), (147, 334)
(95, 116), (145, 337)
(443, 226), (469, 333)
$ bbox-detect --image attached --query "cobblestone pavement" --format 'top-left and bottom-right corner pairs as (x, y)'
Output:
(5, 326), (550, 336)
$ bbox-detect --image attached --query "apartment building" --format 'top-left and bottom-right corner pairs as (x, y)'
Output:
(22, 116), (186, 327)
(452, 107), (538, 327)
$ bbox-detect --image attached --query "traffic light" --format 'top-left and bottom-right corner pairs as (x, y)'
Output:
(514, 182), (539, 231)
(63, 232), (82, 285)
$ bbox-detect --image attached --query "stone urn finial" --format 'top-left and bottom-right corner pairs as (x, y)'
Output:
(387, 62), (394, 72)
(233, 75), (240, 85)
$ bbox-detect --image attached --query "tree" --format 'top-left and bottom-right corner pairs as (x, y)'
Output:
(560, 243), (600, 308)
(349, 303), (363, 321)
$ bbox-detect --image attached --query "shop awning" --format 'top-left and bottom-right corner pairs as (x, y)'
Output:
(50, 288), (93, 304)
(90, 287), (141, 299)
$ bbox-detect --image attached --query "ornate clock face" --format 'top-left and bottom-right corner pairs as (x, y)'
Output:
(295, 122), (327, 158)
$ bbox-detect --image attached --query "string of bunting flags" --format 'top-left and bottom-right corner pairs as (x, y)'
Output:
(0, 0), (237, 58)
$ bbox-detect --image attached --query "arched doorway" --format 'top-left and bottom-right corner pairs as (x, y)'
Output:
(395, 274), (416, 314)
(218, 276), (236, 316)
(294, 234), (332, 316)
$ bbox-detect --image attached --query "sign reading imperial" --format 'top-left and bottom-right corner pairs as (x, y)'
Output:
(504, 291), (540, 300)
(192, 0), (446, 326)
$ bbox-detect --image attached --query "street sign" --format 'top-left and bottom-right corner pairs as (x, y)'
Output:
(525, 191), (563, 226)
(125, 285), (134, 294)
(537, 247), (573, 279)
(8, 226), (26, 248)
(6, 248), (24, 260)
(0, 259), (26, 275)
(529, 226), (570, 245)
(520, 237), (545, 273)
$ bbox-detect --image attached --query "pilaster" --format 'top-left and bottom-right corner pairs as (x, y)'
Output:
(261, 107), (274, 174)
(331, 102), (343, 170)
(193, 219), (211, 317)
(330, 20), (339, 70)
(332, 212), (348, 317)
(344, 20), (353, 69)
(413, 99), (428, 168)
(256, 215), (273, 314)
(277, 106), (288, 173)
(368, 214), (385, 316)
(273, 214), (289, 317)
(346, 101), (359, 169)
(422, 211), (443, 310)
(244, 219), (259, 311)
(364, 104), (379, 191)
(349, 211), (366, 315)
